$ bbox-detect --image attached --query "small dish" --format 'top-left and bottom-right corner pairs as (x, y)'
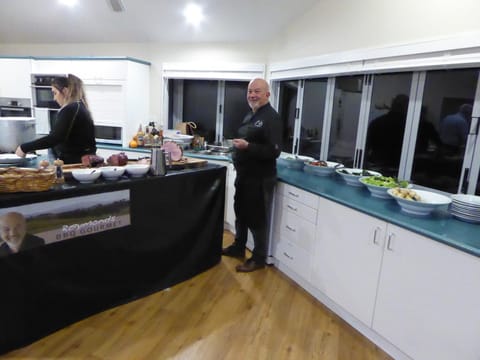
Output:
(277, 155), (314, 170)
(125, 164), (150, 177)
(336, 168), (382, 187)
(71, 168), (102, 183)
(304, 161), (343, 176)
(101, 166), (125, 180)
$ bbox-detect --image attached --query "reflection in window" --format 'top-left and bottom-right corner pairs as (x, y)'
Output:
(298, 78), (327, 159)
(364, 73), (412, 177)
(223, 81), (250, 140)
(183, 80), (218, 143)
(411, 69), (477, 193)
(278, 81), (298, 153)
(328, 75), (363, 167)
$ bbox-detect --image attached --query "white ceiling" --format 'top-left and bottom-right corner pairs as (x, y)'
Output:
(0, 0), (318, 44)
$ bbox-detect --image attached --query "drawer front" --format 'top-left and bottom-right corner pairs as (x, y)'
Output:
(275, 239), (311, 281)
(277, 182), (319, 209)
(275, 194), (317, 224)
(278, 209), (316, 251)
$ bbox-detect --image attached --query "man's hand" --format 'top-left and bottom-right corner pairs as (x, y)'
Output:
(232, 138), (249, 149)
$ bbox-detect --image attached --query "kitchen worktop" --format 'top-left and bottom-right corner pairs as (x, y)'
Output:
(277, 166), (480, 258)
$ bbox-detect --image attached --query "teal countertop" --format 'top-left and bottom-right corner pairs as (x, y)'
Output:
(277, 167), (480, 258)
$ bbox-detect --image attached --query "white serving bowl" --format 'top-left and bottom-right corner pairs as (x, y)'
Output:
(304, 161), (343, 176)
(277, 155), (314, 170)
(359, 176), (410, 199)
(71, 168), (102, 183)
(388, 188), (452, 216)
(125, 164), (150, 177)
(101, 166), (125, 180)
(336, 168), (382, 186)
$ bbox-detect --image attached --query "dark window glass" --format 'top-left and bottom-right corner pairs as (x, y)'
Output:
(364, 73), (412, 177)
(411, 69), (477, 193)
(223, 81), (250, 139)
(328, 75), (363, 167)
(183, 80), (218, 143)
(278, 81), (298, 153)
(298, 78), (327, 159)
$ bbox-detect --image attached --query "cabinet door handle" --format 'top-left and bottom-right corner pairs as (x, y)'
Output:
(283, 252), (293, 260)
(373, 226), (382, 245)
(386, 233), (395, 251)
(288, 191), (300, 198)
(287, 204), (298, 212)
(286, 225), (296, 232)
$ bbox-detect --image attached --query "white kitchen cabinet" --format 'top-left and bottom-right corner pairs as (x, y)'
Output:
(372, 223), (480, 360)
(312, 197), (386, 326)
(31, 58), (150, 147)
(70, 60), (127, 81)
(31, 59), (71, 75)
(0, 58), (32, 99)
(272, 183), (318, 281)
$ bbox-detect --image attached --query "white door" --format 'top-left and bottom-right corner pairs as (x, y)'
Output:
(312, 197), (386, 326)
(373, 223), (480, 360)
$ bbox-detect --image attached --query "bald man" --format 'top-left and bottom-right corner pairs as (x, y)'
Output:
(222, 78), (282, 272)
(0, 212), (45, 257)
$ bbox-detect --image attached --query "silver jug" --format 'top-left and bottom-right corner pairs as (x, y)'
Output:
(150, 147), (167, 176)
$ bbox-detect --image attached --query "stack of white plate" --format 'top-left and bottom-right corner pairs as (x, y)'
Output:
(450, 194), (480, 224)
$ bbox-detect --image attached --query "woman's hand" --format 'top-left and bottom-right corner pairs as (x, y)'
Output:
(15, 146), (26, 158)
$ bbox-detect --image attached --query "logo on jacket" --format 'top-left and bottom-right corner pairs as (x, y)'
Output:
(254, 120), (263, 127)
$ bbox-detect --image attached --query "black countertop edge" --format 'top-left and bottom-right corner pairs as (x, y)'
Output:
(277, 167), (480, 258)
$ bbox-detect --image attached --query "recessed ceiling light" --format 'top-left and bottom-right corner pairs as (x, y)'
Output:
(59, 0), (78, 6)
(183, 3), (204, 27)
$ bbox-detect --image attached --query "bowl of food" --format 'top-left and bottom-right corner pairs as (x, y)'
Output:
(304, 160), (343, 176)
(336, 168), (382, 186)
(388, 188), (452, 216)
(71, 168), (102, 183)
(359, 175), (409, 199)
(101, 166), (126, 180)
(276, 155), (314, 170)
(125, 164), (150, 177)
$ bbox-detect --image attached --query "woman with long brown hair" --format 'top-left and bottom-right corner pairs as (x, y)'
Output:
(16, 74), (96, 164)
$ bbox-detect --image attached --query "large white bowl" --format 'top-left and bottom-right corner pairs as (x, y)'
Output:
(125, 164), (150, 177)
(101, 166), (125, 180)
(359, 176), (410, 199)
(304, 161), (343, 176)
(388, 189), (452, 216)
(277, 155), (314, 170)
(336, 168), (382, 187)
(71, 168), (102, 183)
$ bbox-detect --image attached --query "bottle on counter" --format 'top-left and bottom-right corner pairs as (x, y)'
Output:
(53, 158), (65, 184)
(144, 127), (152, 147)
(136, 124), (145, 147)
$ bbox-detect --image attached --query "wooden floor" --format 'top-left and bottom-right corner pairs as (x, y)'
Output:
(1, 231), (392, 360)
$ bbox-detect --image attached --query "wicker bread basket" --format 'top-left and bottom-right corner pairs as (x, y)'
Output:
(0, 167), (56, 193)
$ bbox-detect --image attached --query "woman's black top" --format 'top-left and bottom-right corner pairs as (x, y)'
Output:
(21, 101), (97, 164)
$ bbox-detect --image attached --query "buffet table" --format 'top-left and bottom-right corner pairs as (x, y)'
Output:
(0, 164), (226, 355)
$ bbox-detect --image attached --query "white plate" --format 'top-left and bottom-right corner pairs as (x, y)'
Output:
(336, 168), (382, 186)
(451, 194), (480, 207)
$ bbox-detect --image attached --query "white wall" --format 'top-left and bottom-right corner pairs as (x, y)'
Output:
(0, 42), (269, 123)
(269, 0), (480, 61)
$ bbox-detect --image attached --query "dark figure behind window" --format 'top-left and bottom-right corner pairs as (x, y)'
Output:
(366, 94), (409, 171)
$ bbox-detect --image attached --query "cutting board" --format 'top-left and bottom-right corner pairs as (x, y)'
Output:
(61, 157), (208, 174)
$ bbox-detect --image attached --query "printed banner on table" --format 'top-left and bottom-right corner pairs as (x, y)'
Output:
(0, 190), (130, 257)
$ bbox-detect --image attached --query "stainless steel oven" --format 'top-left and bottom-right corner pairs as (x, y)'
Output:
(31, 74), (64, 109)
(94, 124), (123, 145)
(0, 98), (32, 117)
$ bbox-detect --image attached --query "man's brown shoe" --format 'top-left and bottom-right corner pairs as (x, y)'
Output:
(222, 245), (245, 259)
(235, 259), (265, 273)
